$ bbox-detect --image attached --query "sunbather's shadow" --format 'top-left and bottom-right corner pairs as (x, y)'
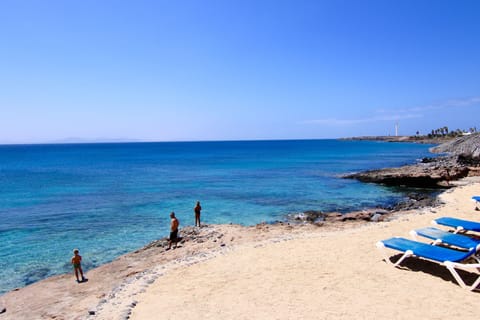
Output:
(389, 254), (480, 292)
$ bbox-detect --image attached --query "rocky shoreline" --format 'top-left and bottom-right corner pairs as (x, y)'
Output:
(286, 190), (441, 225)
(343, 133), (480, 188)
(287, 133), (479, 225)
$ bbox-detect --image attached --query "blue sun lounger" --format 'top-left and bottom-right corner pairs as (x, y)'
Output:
(433, 217), (480, 233)
(410, 227), (480, 252)
(376, 237), (480, 291)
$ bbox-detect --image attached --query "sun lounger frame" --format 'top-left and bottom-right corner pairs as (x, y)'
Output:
(377, 237), (480, 291)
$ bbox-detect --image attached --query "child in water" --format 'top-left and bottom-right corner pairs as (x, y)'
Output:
(71, 249), (86, 283)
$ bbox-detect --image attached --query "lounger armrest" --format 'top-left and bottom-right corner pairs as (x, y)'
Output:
(409, 230), (418, 240)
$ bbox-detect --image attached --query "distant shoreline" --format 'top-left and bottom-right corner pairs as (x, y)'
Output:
(339, 135), (454, 144)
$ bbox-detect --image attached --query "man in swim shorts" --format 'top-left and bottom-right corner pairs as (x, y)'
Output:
(168, 212), (179, 250)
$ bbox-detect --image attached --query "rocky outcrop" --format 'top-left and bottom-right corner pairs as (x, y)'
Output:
(140, 226), (226, 250)
(430, 133), (480, 162)
(344, 134), (479, 188)
(430, 133), (480, 156)
(285, 191), (439, 225)
(388, 192), (440, 211)
(344, 156), (469, 188)
(286, 209), (388, 224)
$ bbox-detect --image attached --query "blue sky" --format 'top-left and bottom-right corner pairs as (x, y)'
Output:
(0, 0), (479, 143)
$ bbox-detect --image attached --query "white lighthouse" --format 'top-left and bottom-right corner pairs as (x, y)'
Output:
(395, 122), (399, 136)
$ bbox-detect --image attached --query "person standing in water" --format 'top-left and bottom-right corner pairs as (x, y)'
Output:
(194, 201), (202, 227)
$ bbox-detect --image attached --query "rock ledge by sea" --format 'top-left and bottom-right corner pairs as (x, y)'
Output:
(344, 133), (480, 188)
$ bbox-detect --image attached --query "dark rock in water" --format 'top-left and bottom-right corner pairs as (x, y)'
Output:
(322, 210), (390, 223)
(406, 192), (429, 201)
(23, 267), (51, 286)
(340, 211), (371, 221)
(377, 192), (439, 211)
(287, 210), (325, 223)
(303, 210), (325, 222)
(283, 190), (438, 226)
(321, 212), (342, 223)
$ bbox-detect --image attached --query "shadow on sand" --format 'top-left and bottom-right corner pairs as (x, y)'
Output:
(389, 254), (480, 291)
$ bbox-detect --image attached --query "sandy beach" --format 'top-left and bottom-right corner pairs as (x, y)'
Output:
(1, 179), (479, 320)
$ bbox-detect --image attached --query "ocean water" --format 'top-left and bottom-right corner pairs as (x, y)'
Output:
(0, 139), (436, 294)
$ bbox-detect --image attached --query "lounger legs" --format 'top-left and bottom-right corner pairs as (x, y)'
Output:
(444, 262), (480, 291)
(376, 242), (413, 267)
(377, 242), (480, 291)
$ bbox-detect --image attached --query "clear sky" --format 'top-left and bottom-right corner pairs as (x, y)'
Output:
(1, 0), (479, 144)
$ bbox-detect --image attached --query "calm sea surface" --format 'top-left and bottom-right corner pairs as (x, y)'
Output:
(0, 140), (436, 294)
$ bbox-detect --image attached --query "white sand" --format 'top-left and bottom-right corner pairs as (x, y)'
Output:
(131, 182), (480, 320)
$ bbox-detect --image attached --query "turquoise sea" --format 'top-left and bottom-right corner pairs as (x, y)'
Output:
(0, 140), (436, 294)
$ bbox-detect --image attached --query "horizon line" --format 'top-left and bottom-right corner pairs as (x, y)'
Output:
(0, 134), (422, 146)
